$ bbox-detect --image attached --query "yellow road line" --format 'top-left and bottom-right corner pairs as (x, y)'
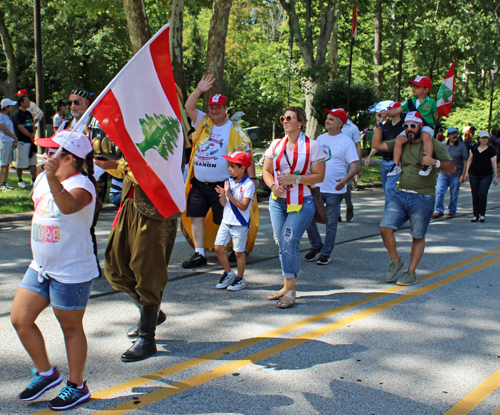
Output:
(443, 367), (500, 415)
(86, 252), (500, 414)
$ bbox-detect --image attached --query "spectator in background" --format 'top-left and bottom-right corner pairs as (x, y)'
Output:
(15, 89), (44, 128)
(365, 101), (404, 209)
(52, 100), (68, 130)
(432, 127), (469, 219)
(489, 129), (499, 159)
(0, 98), (18, 190)
(338, 104), (361, 222)
(465, 130), (498, 223)
(12, 95), (37, 188)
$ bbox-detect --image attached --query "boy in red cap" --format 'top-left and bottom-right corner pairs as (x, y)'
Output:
(213, 151), (255, 291)
(381, 76), (440, 177)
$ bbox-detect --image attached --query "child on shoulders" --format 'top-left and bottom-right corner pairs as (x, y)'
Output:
(214, 152), (255, 291)
(383, 76), (440, 177)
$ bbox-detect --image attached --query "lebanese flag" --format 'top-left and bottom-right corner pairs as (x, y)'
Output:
(351, 6), (357, 44)
(437, 60), (456, 118)
(89, 24), (185, 218)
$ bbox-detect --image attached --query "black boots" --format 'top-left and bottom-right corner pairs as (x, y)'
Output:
(125, 292), (166, 338)
(121, 304), (160, 362)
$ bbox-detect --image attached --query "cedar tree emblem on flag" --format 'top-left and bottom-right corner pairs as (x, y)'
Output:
(87, 24), (186, 218)
(437, 60), (456, 118)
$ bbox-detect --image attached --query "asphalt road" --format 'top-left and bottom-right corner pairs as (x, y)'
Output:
(1, 183), (500, 415)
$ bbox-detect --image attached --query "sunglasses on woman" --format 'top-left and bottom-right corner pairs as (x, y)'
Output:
(280, 115), (297, 123)
(403, 123), (419, 130)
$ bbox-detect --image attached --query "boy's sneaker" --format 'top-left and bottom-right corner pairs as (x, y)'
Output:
(316, 255), (331, 265)
(20, 367), (63, 401)
(182, 252), (207, 269)
(304, 247), (321, 262)
(48, 381), (91, 411)
(4, 183), (13, 189)
(384, 259), (405, 282)
(397, 270), (418, 286)
(0, 184), (11, 191)
(216, 272), (236, 289)
(387, 164), (402, 177)
(227, 277), (247, 291)
(418, 165), (432, 176)
(18, 180), (27, 188)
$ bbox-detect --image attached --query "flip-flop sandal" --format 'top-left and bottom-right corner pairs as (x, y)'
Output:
(268, 291), (285, 300)
(277, 295), (296, 308)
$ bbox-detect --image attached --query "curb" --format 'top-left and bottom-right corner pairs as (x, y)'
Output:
(0, 203), (118, 223)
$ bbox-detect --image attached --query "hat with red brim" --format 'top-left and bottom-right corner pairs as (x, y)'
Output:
(223, 151), (252, 169)
(208, 94), (227, 106)
(15, 89), (29, 96)
(324, 108), (347, 125)
(407, 76), (432, 89)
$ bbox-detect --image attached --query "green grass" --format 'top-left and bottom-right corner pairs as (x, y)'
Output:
(358, 163), (382, 184)
(0, 172), (36, 214)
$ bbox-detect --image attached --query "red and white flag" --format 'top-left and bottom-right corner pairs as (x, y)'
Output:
(351, 6), (358, 45)
(89, 24), (185, 218)
(437, 60), (456, 118)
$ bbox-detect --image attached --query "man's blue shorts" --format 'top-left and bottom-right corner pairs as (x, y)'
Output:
(379, 190), (435, 239)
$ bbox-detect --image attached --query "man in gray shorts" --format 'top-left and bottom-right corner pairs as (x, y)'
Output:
(12, 95), (37, 188)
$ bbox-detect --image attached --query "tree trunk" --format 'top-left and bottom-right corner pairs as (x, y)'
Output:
(304, 78), (321, 138)
(170, 0), (186, 101)
(122, 0), (151, 54)
(329, 5), (338, 79)
(0, 9), (16, 98)
(374, 0), (382, 94)
(204, 0), (233, 109)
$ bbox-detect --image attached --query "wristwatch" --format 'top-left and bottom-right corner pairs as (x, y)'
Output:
(295, 175), (301, 184)
(435, 160), (441, 169)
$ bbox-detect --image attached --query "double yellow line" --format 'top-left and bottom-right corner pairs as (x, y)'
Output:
(34, 247), (500, 415)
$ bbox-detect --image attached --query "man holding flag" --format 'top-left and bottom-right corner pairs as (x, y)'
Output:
(91, 25), (188, 362)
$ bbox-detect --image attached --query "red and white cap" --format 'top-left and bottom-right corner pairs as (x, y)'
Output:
(405, 111), (424, 125)
(223, 151), (252, 169)
(388, 101), (401, 110)
(37, 130), (92, 159)
(15, 89), (29, 96)
(207, 94), (227, 106)
(324, 108), (347, 126)
(407, 76), (432, 89)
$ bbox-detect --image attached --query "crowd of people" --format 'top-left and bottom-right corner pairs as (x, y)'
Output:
(1, 73), (499, 411)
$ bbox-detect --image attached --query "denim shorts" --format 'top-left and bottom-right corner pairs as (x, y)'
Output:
(20, 267), (93, 310)
(379, 190), (435, 239)
(214, 222), (249, 252)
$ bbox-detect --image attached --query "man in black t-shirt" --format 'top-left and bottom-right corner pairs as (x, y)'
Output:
(12, 95), (37, 188)
(365, 102), (405, 209)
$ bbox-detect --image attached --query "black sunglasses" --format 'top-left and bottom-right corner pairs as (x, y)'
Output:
(69, 100), (80, 106)
(403, 123), (419, 130)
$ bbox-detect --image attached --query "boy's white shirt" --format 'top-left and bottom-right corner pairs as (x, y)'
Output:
(222, 176), (255, 226)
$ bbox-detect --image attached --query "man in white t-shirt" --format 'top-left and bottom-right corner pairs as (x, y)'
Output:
(182, 74), (258, 268)
(305, 108), (360, 265)
(338, 104), (362, 222)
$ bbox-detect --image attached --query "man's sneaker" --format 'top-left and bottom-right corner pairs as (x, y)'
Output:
(397, 270), (418, 286)
(18, 181), (26, 188)
(20, 367), (63, 401)
(316, 255), (331, 265)
(215, 272), (236, 289)
(387, 164), (402, 177)
(418, 165), (432, 176)
(0, 185), (11, 191)
(227, 277), (247, 291)
(384, 259), (405, 282)
(48, 381), (91, 411)
(4, 183), (13, 189)
(304, 247), (321, 262)
(182, 252), (207, 269)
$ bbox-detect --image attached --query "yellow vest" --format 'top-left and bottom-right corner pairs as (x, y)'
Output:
(181, 115), (259, 253)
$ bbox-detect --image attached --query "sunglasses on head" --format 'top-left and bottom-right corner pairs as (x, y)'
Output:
(403, 123), (419, 130)
(69, 100), (80, 106)
(280, 115), (297, 123)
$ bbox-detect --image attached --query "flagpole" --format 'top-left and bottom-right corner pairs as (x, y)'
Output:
(347, 6), (357, 110)
(347, 40), (353, 110)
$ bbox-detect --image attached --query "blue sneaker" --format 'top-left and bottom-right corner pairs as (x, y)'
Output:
(48, 381), (91, 411)
(20, 367), (63, 401)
